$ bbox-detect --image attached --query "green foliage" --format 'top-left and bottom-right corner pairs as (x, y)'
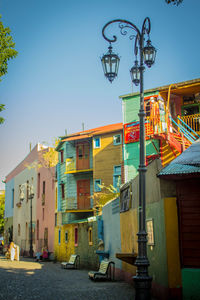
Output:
(0, 15), (18, 79)
(0, 104), (5, 124)
(0, 15), (18, 124)
(0, 191), (5, 235)
(92, 180), (120, 215)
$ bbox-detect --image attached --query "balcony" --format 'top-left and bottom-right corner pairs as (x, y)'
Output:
(65, 158), (93, 174)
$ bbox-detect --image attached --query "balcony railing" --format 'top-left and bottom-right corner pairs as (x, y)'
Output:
(179, 113), (200, 134)
(65, 157), (93, 174)
(65, 158), (76, 173)
(145, 116), (167, 136)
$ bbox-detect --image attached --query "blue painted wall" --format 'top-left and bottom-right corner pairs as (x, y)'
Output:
(5, 178), (14, 218)
(102, 198), (122, 270)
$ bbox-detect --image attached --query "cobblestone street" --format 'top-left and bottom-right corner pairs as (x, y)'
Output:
(0, 256), (135, 300)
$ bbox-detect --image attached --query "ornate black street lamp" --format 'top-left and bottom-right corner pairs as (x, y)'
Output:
(101, 18), (156, 300)
(28, 184), (34, 258)
(165, 0), (183, 5)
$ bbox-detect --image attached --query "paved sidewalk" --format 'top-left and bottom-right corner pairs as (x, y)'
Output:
(0, 256), (135, 300)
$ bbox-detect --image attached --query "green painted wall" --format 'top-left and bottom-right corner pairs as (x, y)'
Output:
(122, 91), (159, 124)
(120, 159), (169, 290)
(182, 268), (200, 299)
(124, 139), (160, 181)
(75, 221), (99, 269)
(122, 91), (160, 182)
(146, 199), (168, 287)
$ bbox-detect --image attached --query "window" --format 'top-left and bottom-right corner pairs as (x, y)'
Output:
(75, 227), (78, 246)
(42, 208), (45, 220)
(93, 137), (100, 149)
(94, 179), (101, 192)
(12, 188), (14, 208)
(113, 134), (121, 145)
(26, 180), (29, 202)
(58, 229), (61, 245)
(43, 181), (45, 195)
(44, 228), (48, 247)
(65, 231), (68, 243)
(19, 184), (23, 200)
(88, 227), (92, 246)
(113, 165), (121, 191)
(55, 213), (57, 227)
(18, 224), (20, 236)
(61, 183), (65, 199)
(37, 173), (40, 198)
(78, 146), (83, 159)
(60, 150), (64, 163)
(42, 181), (45, 205)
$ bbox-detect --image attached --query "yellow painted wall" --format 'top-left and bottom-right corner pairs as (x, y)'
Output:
(93, 131), (123, 187)
(164, 197), (182, 288)
(120, 208), (138, 274)
(54, 224), (75, 262)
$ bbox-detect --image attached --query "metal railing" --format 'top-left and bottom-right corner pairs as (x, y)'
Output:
(169, 116), (196, 143)
(65, 158), (76, 173)
(145, 116), (167, 135)
(179, 113), (200, 134)
(177, 115), (200, 141)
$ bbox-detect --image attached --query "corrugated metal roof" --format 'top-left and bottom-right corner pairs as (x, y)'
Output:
(158, 139), (200, 176)
(158, 163), (200, 176)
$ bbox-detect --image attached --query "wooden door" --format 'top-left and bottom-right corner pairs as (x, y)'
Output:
(177, 178), (200, 267)
(77, 179), (90, 209)
(76, 143), (90, 170)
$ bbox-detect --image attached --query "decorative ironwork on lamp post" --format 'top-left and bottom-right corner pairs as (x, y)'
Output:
(101, 18), (156, 300)
(165, 0), (183, 5)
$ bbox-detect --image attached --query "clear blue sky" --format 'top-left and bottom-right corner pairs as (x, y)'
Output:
(0, 0), (200, 189)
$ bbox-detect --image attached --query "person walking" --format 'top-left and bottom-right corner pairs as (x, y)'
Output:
(10, 241), (16, 261)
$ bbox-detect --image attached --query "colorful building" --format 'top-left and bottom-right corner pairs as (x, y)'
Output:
(54, 123), (123, 264)
(158, 140), (200, 300)
(5, 144), (56, 255)
(121, 78), (200, 181)
(113, 78), (200, 299)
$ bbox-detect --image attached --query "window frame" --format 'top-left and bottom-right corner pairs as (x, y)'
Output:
(88, 227), (93, 246)
(94, 179), (102, 192)
(12, 188), (14, 208)
(58, 229), (61, 245)
(61, 183), (65, 199)
(60, 150), (64, 163)
(113, 165), (122, 191)
(113, 134), (122, 145)
(93, 137), (101, 149)
(65, 230), (68, 244)
(74, 227), (78, 246)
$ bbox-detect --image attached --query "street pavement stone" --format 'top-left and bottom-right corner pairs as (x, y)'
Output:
(0, 256), (136, 300)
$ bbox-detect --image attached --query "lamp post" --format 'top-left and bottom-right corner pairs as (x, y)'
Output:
(101, 18), (156, 300)
(28, 184), (34, 258)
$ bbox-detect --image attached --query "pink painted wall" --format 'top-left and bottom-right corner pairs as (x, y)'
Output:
(6, 144), (45, 182)
(36, 164), (56, 253)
